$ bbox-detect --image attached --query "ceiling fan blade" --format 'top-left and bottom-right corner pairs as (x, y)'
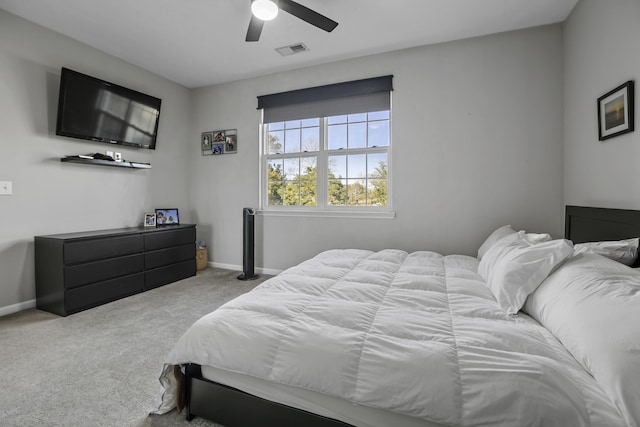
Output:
(246, 14), (264, 42)
(279, 0), (338, 33)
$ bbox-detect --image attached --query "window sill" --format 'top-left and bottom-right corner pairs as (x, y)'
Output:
(257, 209), (396, 219)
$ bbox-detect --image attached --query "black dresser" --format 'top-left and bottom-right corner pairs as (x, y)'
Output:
(35, 224), (196, 316)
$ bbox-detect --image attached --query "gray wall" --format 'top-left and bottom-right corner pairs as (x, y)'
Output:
(0, 10), (192, 314)
(0, 11), (569, 314)
(190, 25), (565, 272)
(564, 0), (640, 208)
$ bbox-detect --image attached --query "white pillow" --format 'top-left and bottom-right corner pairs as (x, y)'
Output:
(519, 230), (552, 244)
(525, 254), (640, 426)
(477, 225), (517, 260)
(478, 234), (574, 315)
(477, 226), (553, 260)
(573, 238), (639, 266)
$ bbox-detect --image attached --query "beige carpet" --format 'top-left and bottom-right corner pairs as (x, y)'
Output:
(146, 409), (221, 426)
(0, 268), (270, 427)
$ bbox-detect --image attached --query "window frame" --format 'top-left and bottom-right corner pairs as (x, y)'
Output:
(259, 112), (394, 219)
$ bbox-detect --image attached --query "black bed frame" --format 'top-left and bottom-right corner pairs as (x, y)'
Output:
(182, 205), (640, 426)
(184, 364), (352, 426)
(565, 205), (640, 243)
(565, 205), (640, 267)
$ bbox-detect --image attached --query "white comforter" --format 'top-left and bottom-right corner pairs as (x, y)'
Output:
(157, 249), (624, 426)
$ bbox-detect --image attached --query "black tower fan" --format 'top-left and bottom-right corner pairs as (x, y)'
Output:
(238, 207), (260, 280)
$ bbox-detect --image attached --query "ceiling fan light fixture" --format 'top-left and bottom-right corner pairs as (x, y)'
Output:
(251, 0), (279, 21)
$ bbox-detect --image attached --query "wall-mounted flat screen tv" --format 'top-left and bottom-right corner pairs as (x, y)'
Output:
(56, 67), (162, 150)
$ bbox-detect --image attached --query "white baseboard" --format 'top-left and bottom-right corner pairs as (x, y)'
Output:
(257, 266), (282, 276)
(210, 261), (240, 271)
(0, 299), (36, 317)
(210, 262), (282, 276)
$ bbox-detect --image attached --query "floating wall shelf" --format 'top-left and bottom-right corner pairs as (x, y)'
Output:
(61, 156), (151, 169)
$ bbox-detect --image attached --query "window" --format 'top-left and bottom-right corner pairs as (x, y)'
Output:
(258, 76), (393, 216)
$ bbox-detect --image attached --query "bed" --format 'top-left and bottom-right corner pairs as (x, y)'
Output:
(153, 205), (640, 427)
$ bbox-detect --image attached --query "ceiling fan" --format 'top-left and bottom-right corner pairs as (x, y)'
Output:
(246, 0), (339, 42)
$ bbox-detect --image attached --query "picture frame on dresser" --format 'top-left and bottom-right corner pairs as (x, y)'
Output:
(144, 213), (156, 227)
(155, 208), (179, 226)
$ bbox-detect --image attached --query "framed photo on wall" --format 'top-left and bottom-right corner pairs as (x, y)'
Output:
(225, 134), (237, 153)
(201, 131), (213, 155)
(598, 80), (634, 141)
(201, 129), (237, 155)
(212, 144), (224, 155)
(213, 131), (226, 143)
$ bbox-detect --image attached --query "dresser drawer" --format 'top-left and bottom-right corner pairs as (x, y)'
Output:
(65, 272), (144, 314)
(145, 243), (195, 270)
(144, 227), (195, 251)
(35, 224), (197, 316)
(145, 259), (196, 290)
(64, 235), (143, 265)
(65, 254), (144, 289)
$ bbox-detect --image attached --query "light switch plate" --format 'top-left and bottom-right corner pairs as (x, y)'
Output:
(0, 181), (12, 195)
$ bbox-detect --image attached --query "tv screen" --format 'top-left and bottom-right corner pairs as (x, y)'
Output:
(56, 68), (161, 150)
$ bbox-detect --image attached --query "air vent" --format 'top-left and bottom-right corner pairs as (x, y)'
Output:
(275, 43), (309, 57)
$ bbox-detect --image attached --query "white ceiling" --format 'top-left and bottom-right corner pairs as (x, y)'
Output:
(0, 0), (578, 89)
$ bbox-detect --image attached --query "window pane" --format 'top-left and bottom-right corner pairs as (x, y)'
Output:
(347, 179), (367, 206)
(267, 130), (284, 153)
(268, 159), (284, 177)
(285, 129), (300, 153)
(328, 179), (347, 206)
(284, 181), (299, 206)
(269, 121), (285, 131)
(266, 158), (285, 206)
(300, 156), (317, 180)
(368, 180), (388, 206)
(267, 182), (284, 206)
(368, 111), (389, 121)
(284, 158), (299, 180)
(301, 118), (319, 127)
(328, 124), (347, 150)
(300, 180), (317, 206)
(348, 154), (366, 178)
(348, 122), (367, 149)
(367, 153), (387, 178)
(368, 120), (389, 147)
(328, 115), (347, 125)
(285, 120), (301, 129)
(301, 127), (319, 152)
(328, 155), (346, 178)
(348, 113), (367, 123)
(368, 153), (388, 207)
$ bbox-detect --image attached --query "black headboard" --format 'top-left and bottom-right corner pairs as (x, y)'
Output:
(565, 205), (640, 243)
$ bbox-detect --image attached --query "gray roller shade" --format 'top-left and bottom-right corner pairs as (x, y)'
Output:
(258, 75), (393, 123)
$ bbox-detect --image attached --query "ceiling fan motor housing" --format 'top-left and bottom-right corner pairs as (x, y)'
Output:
(251, 0), (279, 21)
(246, 0), (338, 42)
